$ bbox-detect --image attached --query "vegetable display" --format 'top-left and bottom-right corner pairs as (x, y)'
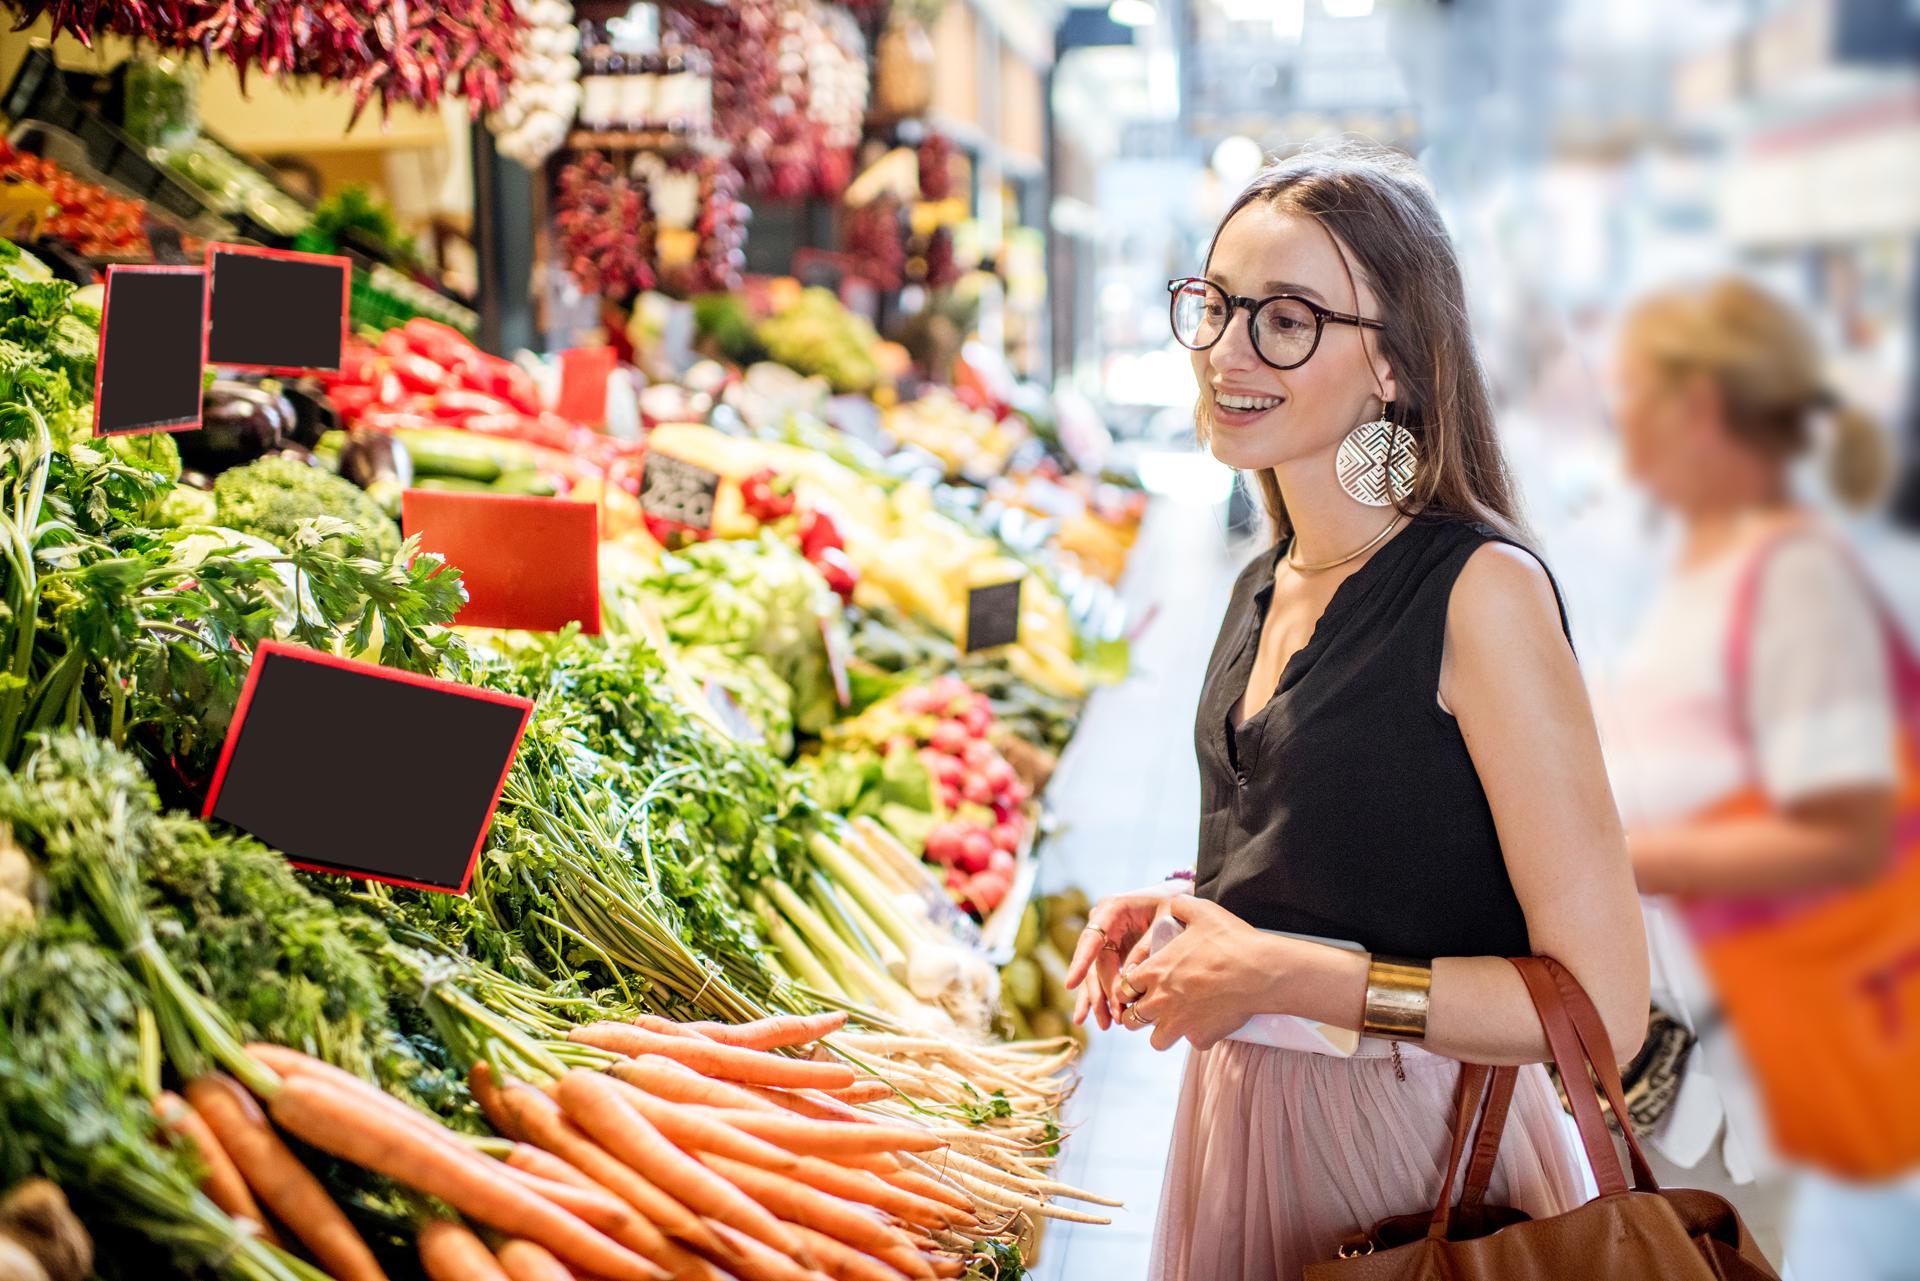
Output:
(0, 145), (151, 259)
(0, 234), (1142, 1280)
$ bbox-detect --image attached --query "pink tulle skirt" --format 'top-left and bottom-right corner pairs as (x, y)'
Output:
(1148, 1036), (1587, 1281)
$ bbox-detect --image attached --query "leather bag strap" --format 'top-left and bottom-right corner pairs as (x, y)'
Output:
(1427, 1062), (1494, 1238)
(1458, 1064), (1518, 1213)
(1511, 955), (1659, 1195)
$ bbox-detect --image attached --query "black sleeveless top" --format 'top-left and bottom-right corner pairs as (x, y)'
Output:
(1193, 513), (1568, 959)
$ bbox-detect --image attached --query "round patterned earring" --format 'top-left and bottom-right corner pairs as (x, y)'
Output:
(1335, 415), (1418, 507)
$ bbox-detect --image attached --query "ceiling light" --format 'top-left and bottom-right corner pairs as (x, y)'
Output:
(1108, 0), (1156, 28)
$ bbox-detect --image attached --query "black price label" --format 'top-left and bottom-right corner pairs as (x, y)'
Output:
(93, 264), (208, 436)
(202, 642), (532, 894)
(639, 452), (720, 532)
(205, 242), (350, 374)
(963, 579), (1023, 654)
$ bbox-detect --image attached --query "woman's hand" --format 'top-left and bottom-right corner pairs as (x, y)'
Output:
(1064, 880), (1188, 1030)
(1118, 896), (1283, 1051)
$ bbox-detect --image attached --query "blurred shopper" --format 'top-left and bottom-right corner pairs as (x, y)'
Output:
(1064, 144), (1649, 1280)
(1605, 277), (1920, 1279)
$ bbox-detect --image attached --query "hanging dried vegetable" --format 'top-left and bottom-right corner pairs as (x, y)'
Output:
(0, 0), (525, 124)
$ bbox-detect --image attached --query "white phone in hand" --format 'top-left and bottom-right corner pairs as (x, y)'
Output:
(1146, 915), (1364, 1057)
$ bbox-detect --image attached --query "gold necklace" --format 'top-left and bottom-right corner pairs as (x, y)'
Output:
(1286, 513), (1405, 574)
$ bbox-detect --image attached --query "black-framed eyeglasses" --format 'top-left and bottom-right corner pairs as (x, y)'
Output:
(1167, 277), (1386, 371)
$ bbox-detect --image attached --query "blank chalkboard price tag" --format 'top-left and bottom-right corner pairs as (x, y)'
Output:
(639, 452), (720, 532)
(963, 579), (1022, 654)
(203, 641), (532, 894)
(205, 242), (350, 374)
(94, 264), (209, 436)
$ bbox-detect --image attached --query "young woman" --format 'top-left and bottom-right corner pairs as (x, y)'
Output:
(1601, 277), (1914, 1277)
(1063, 145), (1649, 1280)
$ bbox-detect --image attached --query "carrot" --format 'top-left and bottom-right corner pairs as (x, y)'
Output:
(248, 1043), (484, 1162)
(605, 1082), (804, 1173)
(469, 1061), (525, 1140)
(789, 1226), (913, 1281)
(684, 1013), (847, 1052)
(741, 1085), (873, 1126)
(496, 1161), (676, 1270)
(495, 1077), (732, 1261)
(694, 1154), (920, 1267)
(506, 1142), (602, 1193)
(699, 1108), (940, 1157)
(497, 1145), (725, 1281)
(184, 1075), (389, 1281)
(628, 1014), (710, 1040)
(821, 1080), (894, 1106)
(610, 1057), (783, 1115)
(783, 1161), (959, 1233)
(419, 1220), (512, 1281)
(878, 1170), (973, 1217)
(153, 1090), (282, 1247)
(496, 1239), (576, 1281)
(555, 1070), (812, 1266)
(567, 1025), (857, 1091)
(925, 1255), (966, 1280)
(702, 1223), (834, 1281)
(267, 1074), (659, 1281)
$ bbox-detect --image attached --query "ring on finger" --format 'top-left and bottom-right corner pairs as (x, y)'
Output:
(1116, 970), (1145, 1004)
(1126, 1005), (1154, 1027)
(1085, 923), (1120, 954)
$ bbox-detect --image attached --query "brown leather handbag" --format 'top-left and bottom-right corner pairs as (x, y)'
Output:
(1304, 956), (1778, 1281)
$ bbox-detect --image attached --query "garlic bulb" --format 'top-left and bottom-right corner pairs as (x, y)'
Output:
(489, 0), (582, 167)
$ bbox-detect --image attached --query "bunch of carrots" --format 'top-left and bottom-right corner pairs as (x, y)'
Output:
(144, 1010), (1111, 1281)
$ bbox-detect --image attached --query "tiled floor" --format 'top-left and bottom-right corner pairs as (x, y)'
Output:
(1030, 491), (1250, 1281)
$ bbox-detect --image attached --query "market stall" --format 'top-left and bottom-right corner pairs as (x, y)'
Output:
(0, 1), (1141, 1272)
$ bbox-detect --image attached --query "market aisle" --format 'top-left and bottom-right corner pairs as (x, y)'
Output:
(1032, 486), (1249, 1281)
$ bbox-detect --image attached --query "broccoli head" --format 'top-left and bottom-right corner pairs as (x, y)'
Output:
(213, 454), (402, 559)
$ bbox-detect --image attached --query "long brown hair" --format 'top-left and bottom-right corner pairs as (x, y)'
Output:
(1623, 276), (1890, 511)
(1195, 142), (1524, 539)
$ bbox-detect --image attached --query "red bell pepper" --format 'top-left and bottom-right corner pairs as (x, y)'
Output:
(326, 383), (379, 421)
(811, 545), (857, 603)
(798, 507), (844, 560)
(390, 352), (452, 397)
(402, 317), (474, 368)
(354, 408), (443, 433)
(432, 388), (516, 421)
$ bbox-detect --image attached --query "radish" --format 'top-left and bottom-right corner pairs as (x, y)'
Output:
(939, 782), (963, 811)
(959, 829), (993, 872)
(988, 848), (1016, 877)
(930, 721), (970, 755)
(963, 739), (996, 770)
(984, 758), (1016, 795)
(990, 822), (1020, 854)
(962, 774), (994, 806)
(961, 705), (993, 738)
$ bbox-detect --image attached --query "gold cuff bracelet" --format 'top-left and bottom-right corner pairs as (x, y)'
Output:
(1362, 954), (1433, 1042)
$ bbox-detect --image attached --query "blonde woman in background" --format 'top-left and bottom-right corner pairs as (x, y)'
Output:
(1603, 276), (1920, 1281)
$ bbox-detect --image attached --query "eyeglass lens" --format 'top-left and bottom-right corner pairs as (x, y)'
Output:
(1171, 280), (1320, 368)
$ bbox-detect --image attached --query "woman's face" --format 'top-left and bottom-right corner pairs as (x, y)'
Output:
(1192, 203), (1395, 475)
(1612, 342), (1709, 509)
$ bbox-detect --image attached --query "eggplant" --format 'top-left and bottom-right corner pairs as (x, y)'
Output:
(176, 381), (290, 474)
(336, 429), (413, 517)
(280, 379), (340, 449)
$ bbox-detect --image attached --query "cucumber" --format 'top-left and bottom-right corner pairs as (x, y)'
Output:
(411, 476), (495, 493)
(396, 431), (505, 483)
(492, 468), (560, 497)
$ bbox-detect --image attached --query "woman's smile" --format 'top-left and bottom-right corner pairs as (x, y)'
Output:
(1210, 387), (1287, 428)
